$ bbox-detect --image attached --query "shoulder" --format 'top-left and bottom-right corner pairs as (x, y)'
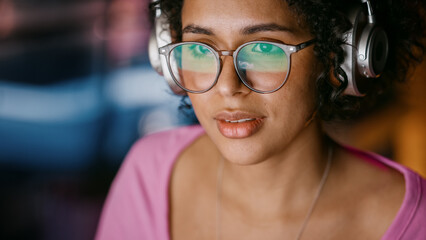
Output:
(108, 124), (205, 198)
(380, 159), (426, 239)
(117, 124), (205, 188)
(342, 146), (426, 239)
(128, 124), (205, 163)
(95, 125), (205, 240)
(111, 124), (204, 182)
(395, 174), (426, 239)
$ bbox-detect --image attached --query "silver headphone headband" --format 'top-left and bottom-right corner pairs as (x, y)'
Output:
(362, 0), (376, 23)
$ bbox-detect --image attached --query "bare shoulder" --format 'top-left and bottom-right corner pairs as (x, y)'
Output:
(323, 145), (405, 239)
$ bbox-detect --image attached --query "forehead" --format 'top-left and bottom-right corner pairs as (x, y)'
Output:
(181, 0), (309, 40)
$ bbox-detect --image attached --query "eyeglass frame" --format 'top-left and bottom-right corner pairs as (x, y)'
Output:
(158, 39), (316, 94)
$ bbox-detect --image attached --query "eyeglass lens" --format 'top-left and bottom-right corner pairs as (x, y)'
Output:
(169, 42), (289, 93)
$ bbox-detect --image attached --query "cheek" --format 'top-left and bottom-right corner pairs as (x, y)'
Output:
(276, 75), (317, 115)
(287, 54), (321, 110)
(264, 59), (319, 137)
(187, 94), (211, 124)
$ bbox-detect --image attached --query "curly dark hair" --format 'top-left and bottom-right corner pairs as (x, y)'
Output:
(149, 0), (425, 120)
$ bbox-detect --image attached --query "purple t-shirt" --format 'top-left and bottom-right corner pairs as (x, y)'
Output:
(96, 125), (426, 240)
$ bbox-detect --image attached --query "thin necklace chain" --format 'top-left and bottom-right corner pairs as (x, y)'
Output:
(216, 146), (333, 240)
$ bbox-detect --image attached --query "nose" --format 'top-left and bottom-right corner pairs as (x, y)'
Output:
(214, 56), (250, 96)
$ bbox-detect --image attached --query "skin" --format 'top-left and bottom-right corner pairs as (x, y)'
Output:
(168, 0), (405, 239)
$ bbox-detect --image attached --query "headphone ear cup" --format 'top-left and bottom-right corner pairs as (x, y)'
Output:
(149, 7), (187, 95)
(149, 29), (163, 76)
(341, 1), (388, 97)
(357, 25), (388, 78)
(342, 5), (364, 96)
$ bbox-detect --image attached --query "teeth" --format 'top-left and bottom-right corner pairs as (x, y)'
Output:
(225, 118), (255, 123)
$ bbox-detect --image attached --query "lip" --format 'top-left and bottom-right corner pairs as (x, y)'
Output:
(214, 111), (265, 139)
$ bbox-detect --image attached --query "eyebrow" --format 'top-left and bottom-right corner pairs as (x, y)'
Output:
(182, 23), (293, 36)
(241, 23), (293, 35)
(182, 24), (214, 35)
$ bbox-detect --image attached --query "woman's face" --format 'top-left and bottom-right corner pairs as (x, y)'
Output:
(181, 0), (322, 164)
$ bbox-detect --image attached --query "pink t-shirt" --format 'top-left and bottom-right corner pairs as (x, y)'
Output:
(96, 125), (426, 240)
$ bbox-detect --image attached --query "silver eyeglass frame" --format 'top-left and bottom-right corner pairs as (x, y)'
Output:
(158, 39), (316, 94)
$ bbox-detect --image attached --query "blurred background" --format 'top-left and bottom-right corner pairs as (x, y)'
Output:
(0, 0), (424, 239)
(0, 0), (197, 239)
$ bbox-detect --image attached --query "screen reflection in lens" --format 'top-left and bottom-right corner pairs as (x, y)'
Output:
(237, 43), (288, 91)
(170, 43), (218, 92)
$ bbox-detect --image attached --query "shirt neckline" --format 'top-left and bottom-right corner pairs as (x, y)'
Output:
(164, 126), (419, 240)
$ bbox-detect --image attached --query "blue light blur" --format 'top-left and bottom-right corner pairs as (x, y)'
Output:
(0, 0), (193, 171)
(0, 1), (195, 239)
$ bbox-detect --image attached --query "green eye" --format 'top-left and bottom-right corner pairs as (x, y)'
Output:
(237, 42), (289, 73)
(188, 44), (212, 58)
(251, 43), (281, 55)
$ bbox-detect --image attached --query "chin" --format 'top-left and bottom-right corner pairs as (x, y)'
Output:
(214, 137), (275, 166)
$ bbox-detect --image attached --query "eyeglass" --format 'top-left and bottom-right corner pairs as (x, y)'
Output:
(158, 39), (315, 94)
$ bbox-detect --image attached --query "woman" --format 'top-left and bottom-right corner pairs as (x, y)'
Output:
(96, 0), (426, 239)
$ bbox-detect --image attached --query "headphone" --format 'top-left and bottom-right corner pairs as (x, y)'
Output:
(148, 0), (389, 97)
(148, 2), (185, 95)
(341, 0), (389, 96)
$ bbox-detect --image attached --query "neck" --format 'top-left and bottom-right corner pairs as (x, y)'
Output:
(219, 121), (330, 218)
